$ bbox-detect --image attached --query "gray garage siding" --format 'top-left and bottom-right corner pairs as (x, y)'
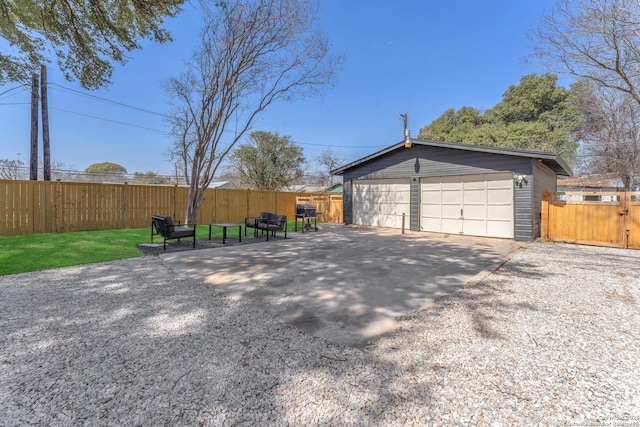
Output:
(342, 145), (537, 240)
(514, 178), (534, 241)
(410, 177), (420, 230)
(532, 161), (558, 238)
(343, 180), (353, 224)
(343, 145), (533, 182)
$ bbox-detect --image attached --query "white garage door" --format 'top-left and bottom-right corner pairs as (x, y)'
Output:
(352, 179), (410, 229)
(420, 173), (514, 238)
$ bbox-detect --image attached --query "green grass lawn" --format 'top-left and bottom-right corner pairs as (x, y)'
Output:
(0, 221), (300, 276)
(0, 224), (237, 276)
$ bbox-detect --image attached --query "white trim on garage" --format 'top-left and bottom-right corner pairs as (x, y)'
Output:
(420, 173), (514, 238)
(352, 178), (410, 229)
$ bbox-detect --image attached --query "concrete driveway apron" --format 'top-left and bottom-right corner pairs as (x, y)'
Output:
(162, 224), (517, 347)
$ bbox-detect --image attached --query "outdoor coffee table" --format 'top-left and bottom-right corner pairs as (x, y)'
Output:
(208, 223), (241, 244)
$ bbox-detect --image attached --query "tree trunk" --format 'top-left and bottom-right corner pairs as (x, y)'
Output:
(185, 177), (204, 225)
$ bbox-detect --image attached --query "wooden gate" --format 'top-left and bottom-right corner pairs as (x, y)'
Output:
(541, 191), (640, 249)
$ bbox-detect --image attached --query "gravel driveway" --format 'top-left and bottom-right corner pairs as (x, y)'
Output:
(1, 241), (639, 425)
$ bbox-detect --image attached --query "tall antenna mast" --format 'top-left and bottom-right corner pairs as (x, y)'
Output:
(398, 111), (411, 147)
(398, 111), (407, 134)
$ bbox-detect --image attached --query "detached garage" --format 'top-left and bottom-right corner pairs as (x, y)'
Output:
(332, 139), (572, 241)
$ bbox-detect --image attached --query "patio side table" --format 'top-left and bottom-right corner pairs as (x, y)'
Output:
(208, 223), (242, 244)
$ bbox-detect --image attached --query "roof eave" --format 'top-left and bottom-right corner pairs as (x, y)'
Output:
(331, 139), (573, 177)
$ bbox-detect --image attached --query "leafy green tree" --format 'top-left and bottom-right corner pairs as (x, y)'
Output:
(132, 171), (172, 185)
(489, 73), (570, 123)
(85, 162), (127, 174)
(83, 161), (127, 182)
(231, 131), (305, 191)
(418, 73), (579, 159)
(0, 0), (184, 89)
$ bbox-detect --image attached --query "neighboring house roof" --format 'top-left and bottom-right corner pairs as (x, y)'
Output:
(557, 173), (623, 191)
(286, 184), (326, 193)
(209, 181), (236, 189)
(323, 183), (343, 193)
(331, 138), (573, 177)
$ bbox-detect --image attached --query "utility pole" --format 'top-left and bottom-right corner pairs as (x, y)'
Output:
(398, 111), (411, 148)
(41, 65), (51, 181)
(30, 73), (39, 180)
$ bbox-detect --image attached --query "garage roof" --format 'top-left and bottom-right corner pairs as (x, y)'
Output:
(331, 139), (573, 177)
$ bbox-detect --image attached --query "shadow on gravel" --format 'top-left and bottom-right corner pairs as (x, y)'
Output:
(162, 225), (519, 348)
(5, 228), (594, 425)
(0, 257), (436, 425)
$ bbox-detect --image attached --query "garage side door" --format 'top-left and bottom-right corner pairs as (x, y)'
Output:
(352, 179), (410, 229)
(420, 173), (514, 238)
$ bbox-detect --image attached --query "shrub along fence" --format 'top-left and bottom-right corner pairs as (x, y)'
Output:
(0, 180), (343, 236)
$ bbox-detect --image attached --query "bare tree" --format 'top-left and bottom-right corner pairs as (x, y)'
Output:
(573, 81), (640, 190)
(0, 159), (25, 180)
(531, 0), (640, 106)
(314, 147), (343, 187)
(164, 0), (342, 224)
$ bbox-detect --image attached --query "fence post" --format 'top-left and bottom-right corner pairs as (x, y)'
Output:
(212, 188), (217, 223)
(247, 189), (251, 220)
(541, 191), (550, 240)
(123, 181), (129, 229)
(55, 179), (63, 233)
(622, 192), (629, 249)
(173, 184), (178, 220)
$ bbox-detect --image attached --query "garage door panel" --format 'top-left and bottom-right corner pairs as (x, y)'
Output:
(462, 179), (485, 189)
(423, 204), (442, 217)
(441, 204), (461, 218)
(463, 204), (486, 220)
(441, 175), (463, 184)
(441, 218), (462, 234)
(463, 189), (486, 204)
(442, 190), (462, 204)
(353, 179), (410, 229)
(395, 191), (411, 204)
(463, 219), (486, 236)
(421, 173), (514, 238)
(422, 192), (441, 204)
(487, 205), (512, 220)
(486, 221), (514, 238)
(487, 176), (513, 188)
(487, 188), (512, 203)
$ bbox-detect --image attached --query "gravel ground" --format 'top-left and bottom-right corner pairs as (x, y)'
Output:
(1, 241), (639, 426)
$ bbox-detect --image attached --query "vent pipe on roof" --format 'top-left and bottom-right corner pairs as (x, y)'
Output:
(404, 128), (412, 148)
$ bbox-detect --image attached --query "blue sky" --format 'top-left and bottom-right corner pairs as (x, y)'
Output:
(0, 0), (561, 177)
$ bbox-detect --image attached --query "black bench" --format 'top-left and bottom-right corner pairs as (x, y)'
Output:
(151, 214), (196, 250)
(244, 212), (287, 241)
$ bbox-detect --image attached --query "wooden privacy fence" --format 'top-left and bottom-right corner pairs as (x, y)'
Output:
(541, 191), (640, 249)
(295, 194), (343, 221)
(0, 180), (343, 236)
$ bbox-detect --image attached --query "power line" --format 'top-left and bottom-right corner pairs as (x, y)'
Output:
(42, 82), (386, 151)
(49, 83), (170, 118)
(50, 107), (167, 133)
(0, 85), (27, 101)
(0, 85), (26, 97)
